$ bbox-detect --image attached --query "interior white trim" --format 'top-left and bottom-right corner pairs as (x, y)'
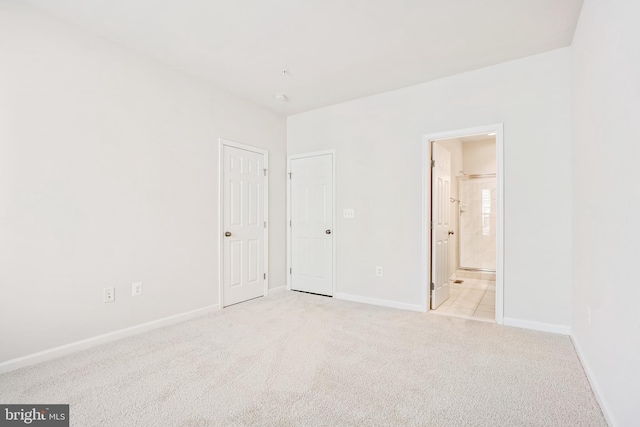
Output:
(570, 333), (617, 427)
(0, 304), (220, 374)
(334, 293), (423, 313)
(422, 124), (505, 325)
(502, 317), (571, 335)
(218, 138), (269, 308)
(286, 149), (337, 296)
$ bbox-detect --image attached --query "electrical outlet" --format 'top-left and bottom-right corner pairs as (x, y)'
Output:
(343, 209), (355, 219)
(132, 282), (143, 297)
(104, 287), (115, 303)
(587, 306), (591, 326)
(375, 266), (383, 277)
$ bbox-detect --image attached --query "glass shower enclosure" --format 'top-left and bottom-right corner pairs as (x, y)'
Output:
(457, 174), (496, 272)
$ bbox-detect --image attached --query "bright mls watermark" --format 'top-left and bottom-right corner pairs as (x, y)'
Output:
(0, 405), (68, 426)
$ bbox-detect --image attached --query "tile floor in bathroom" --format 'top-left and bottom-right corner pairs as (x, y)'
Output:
(431, 276), (495, 321)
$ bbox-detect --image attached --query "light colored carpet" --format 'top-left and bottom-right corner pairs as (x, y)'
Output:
(0, 291), (605, 426)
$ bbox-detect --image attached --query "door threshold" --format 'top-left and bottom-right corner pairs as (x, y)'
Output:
(429, 310), (495, 324)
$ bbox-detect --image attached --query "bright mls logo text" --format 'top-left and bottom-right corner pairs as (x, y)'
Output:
(1, 405), (69, 426)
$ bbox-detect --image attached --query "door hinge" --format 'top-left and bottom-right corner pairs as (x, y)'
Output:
(431, 159), (435, 168)
(430, 282), (435, 290)
(264, 273), (266, 280)
(263, 169), (267, 176)
(288, 172), (292, 179)
(289, 220), (292, 227)
(264, 221), (267, 228)
(289, 268), (292, 274)
(430, 221), (433, 230)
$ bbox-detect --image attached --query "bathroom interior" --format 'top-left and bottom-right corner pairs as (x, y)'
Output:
(432, 134), (497, 321)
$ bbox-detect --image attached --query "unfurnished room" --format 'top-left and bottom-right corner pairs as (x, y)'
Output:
(1, 0), (639, 426)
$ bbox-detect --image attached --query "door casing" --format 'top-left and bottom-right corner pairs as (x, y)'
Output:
(286, 150), (337, 296)
(422, 124), (504, 324)
(218, 138), (269, 307)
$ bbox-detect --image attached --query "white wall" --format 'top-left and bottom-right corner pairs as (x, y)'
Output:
(463, 139), (496, 175)
(0, 3), (286, 363)
(571, 0), (640, 425)
(288, 48), (572, 326)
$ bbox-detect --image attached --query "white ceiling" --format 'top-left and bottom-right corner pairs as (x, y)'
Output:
(22, 0), (584, 116)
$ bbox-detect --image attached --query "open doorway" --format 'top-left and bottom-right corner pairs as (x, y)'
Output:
(422, 125), (504, 324)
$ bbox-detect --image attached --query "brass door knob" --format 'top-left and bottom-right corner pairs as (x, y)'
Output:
(225, 232), (232, 237)
(325, 229), (332, 234)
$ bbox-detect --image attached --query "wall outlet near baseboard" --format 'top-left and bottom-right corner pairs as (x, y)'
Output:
(375, 266), (383, 277)
(132, 282), (143, 297)
(104, 287), (115, 303)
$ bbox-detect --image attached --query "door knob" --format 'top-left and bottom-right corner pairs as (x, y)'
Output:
(325, 229), (332, 234)
(225, 231), (232, 237)
(448, 231), (454, 235)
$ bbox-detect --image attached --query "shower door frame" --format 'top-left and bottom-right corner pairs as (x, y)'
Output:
(422, 123), (504, 325)
(457, 173), (497, 273)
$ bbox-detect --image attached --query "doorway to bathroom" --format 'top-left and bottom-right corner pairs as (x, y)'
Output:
(422, 124), (504, 324)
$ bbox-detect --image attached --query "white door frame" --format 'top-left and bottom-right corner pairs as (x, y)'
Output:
(422, 124), (504, 325)
(218, 138), (269, 307)
(286, 150), (337, 296)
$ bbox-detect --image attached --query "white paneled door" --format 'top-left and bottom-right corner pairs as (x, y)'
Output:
(222, 144), (266, 307)
(290, 153), (334, 296)
(431, 143), (451, 309)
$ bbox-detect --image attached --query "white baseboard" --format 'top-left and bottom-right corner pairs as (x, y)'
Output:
(334, 293), (424, 312)
(0, 304), (220, 374)
(570, 333), (616, 427)
(503, 317), (571, 335)
(267, 285), (287, 295)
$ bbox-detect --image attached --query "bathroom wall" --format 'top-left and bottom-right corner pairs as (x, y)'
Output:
(463, 138), (496, 175)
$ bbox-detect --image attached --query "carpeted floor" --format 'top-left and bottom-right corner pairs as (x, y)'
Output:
(0, 291), (606, 426)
